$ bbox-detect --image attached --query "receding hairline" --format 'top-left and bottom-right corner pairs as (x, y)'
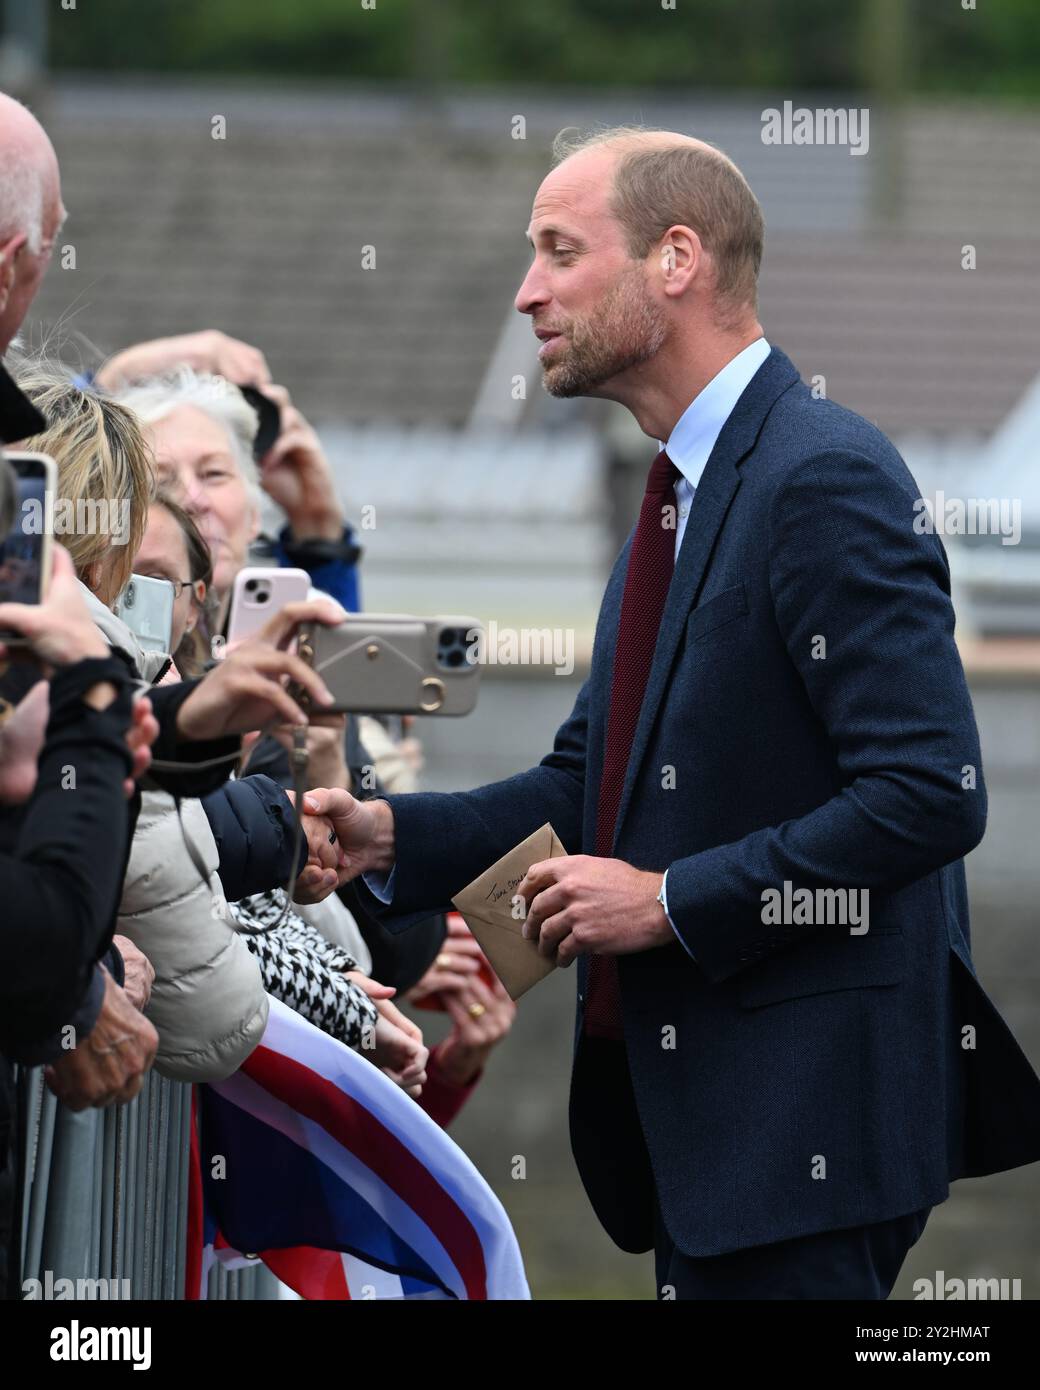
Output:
(551, 125), (742, 178)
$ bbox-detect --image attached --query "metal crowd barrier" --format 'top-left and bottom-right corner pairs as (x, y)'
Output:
(18, 1068), (282, 1300)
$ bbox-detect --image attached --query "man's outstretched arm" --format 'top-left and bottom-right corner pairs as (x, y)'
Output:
(305, 679), (591, 930)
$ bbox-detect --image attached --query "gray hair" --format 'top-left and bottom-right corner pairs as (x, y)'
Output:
(114, 368), (262, 510)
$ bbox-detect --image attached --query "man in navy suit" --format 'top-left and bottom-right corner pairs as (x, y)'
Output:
(308, 127), (1040, 1298)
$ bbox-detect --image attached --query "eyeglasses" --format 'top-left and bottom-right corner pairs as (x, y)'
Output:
(141, 576), (198, 598)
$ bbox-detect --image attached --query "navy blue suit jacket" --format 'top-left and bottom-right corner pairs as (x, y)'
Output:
(358, 347), (1040, 1255)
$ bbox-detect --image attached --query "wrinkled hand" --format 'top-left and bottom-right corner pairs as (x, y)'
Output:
(94, 330), (271, 391)
(111, 936), (155, 1012)
(256, 383), (343, 541)
(176, 598), (342, 741)
(517, 856), (672, 966)
(44, 970), (158, 1110)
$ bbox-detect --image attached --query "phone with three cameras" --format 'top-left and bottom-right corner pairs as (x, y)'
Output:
(291, 613), (483, 716)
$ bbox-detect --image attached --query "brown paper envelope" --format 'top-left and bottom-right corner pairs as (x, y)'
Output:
(451, 823), (568, 999)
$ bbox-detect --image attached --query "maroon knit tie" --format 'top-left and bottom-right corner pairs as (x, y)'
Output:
(585, 448), (680, 1039)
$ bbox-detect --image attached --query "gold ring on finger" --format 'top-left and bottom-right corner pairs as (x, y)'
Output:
(467, 1002), (486, 1019)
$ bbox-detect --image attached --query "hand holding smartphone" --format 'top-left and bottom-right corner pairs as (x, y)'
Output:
(0, 452), (56, 641)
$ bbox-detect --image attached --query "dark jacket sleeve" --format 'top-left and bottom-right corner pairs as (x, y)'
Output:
(144, 678), (240, 797)
(0, 656), (135, 1053)
(351, 679), (589, 932)
(200, 774), (307, 902)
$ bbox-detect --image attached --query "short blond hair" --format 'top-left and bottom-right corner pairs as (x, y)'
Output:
(16, 368), (155, 600)
(552, 125), (764, 318)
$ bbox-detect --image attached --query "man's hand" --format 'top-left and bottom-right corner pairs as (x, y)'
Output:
(283, 787), (348, 904)
(255, 383), (344, 542)
(111, 936), (155, 1012)
(300, 787), (396, 881)
(94, 330), (271, 391)
(517, 857), (673, 966)
(44, 971), (158, 1110)
(175, 598), (342, 740)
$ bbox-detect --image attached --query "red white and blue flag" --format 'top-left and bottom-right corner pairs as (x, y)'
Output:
(186, 995), (529, 1300)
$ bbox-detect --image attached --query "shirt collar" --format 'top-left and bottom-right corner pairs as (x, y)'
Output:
(661, 337), (771, 490)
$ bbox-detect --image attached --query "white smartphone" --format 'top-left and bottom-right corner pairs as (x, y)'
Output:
(226, 565), (311, 646)
(0, 451), (57, 643)
(114, 574), (177, 655)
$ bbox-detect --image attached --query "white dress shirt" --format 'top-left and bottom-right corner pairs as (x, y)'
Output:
(665, 336), (771, 559)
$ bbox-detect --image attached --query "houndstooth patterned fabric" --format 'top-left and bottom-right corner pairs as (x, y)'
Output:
(229, 889), (379, 1051)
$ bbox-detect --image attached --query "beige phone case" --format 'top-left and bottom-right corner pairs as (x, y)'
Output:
(294, 613), (483, 715)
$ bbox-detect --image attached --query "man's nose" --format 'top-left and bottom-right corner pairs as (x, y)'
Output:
(515, 261), (549, 316)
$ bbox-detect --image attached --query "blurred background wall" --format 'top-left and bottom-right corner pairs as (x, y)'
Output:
(2, 0), (1038, 1299)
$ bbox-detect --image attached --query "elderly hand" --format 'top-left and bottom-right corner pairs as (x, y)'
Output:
(44, 970), (158, 1110)
(255, 383), (344, 541)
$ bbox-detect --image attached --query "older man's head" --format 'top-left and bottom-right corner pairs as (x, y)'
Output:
(515, 127), (764, 402)
(0, 93), (66, 354)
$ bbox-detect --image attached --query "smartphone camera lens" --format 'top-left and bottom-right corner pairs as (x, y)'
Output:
(245, 578), (258, 593)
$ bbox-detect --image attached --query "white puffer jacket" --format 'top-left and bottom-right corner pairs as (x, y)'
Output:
(83, 585), (268, 1080)
(117, 789), (268, 1080)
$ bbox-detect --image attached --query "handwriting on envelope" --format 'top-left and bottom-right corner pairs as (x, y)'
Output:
(451, 823), (568, 999)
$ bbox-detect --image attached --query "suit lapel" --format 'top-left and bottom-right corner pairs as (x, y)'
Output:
(609, 347), (801, 852)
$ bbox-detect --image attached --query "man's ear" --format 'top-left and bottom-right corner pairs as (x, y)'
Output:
(248, 499), (261, 545)
(0, 232), (27, 317)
